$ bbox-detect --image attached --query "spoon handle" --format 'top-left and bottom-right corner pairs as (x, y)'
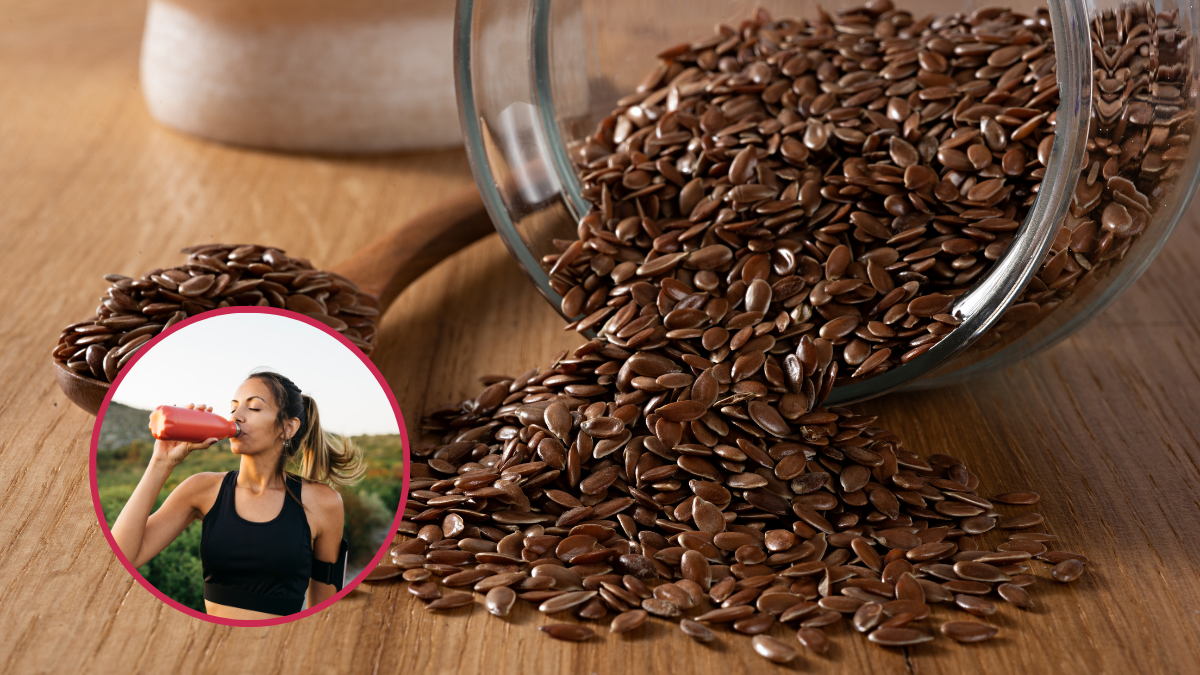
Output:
(330, 186), (494, 312)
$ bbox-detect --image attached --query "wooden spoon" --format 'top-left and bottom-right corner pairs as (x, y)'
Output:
(55, 187), (493, 415)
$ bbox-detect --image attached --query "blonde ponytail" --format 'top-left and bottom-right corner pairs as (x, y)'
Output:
(297, 394), (365, 487)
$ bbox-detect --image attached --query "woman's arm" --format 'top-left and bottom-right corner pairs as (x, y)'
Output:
(306, 485), (345, 608)
(110, 405), (218, 568)
(115, 470), (217, 568)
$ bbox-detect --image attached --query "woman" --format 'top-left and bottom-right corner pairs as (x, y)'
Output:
(112, 371), (364, 619)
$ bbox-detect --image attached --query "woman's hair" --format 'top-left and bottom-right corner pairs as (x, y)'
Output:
(246, 371), (365, 501)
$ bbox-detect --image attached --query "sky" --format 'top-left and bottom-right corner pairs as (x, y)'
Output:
(111, 313), (400, 436)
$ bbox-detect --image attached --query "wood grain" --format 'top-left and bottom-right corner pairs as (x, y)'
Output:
(1, 1), (1198, 674)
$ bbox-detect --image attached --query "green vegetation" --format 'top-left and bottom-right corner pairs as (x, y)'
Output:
(97, 435), (404, 612)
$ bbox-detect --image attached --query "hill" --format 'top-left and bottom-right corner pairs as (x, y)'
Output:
(98, 402), (155, 451)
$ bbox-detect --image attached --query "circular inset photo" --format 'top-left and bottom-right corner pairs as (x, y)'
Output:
(90, 307), (407, 625)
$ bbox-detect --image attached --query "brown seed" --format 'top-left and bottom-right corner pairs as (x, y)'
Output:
(1051, 559), (1085, 582)
(400, 568), (430, 582)
(539, 590), (598, 613)
(745, 278), (773, 314)
(556, 534), (597, 562)
(642, 597), (681, 618)
(178, 274), (215, 297)
(852, 537), (882, 571)
(408, 581), (441, 600)
(747, 401), (791, 437)
(579, 465), (620, 494)
(954, 594), (996, 616)
(581, 416), (624, 438)
(907, 293), (954, 317)
(610, 609), (648, 634)
(734, 613), (776, 635)
(895, 573), (924, 602)
(889, 137), (920, 167)
(687, 245), (733, 270)
(696, 605), (755, 623)
(953, 561), (1010, 584)
(751, 635), (797, 663)
(819, 596), (863, 613)
(882, 599), (930, 620)
(942, 580), (992, 595)
(941, 620), (999, 643)
(879, 612), (917, 629)
(779, 601), (820, 623)
(532, 564), (584, 590)
(427, 592), (474, 610)
(624, 575), (653, 598)
(443, 569), (493, 587)
(819, 316), (859, 340)
(544, 401), (572, 439)
(729, 146), (758, 185)
(936, 144), (974, 171)
(721, 588), (761, 609)
(796, 626), (830, 654)
(906, 541), (955, 561)
(657, 400), (708, 422)
(967, 144), (993, 170)
(576, 597), (607, 620)
(801, 610), (842, 628)
(826, 245), (851, 279)
(757, 592), (802, 615)
(417, 524), (443, 544)
(654, 583), (696, 610)
(997, 583), (1034, 609)
(1000, 513), (1045, 529)
(868, 627), (934, 647)
(680, 619), (716, 642)
(539, 624), (594, 641)
(486, 586), (517, 617)
(681, 549), (712, 588)
(961, 516), (997, 534)
(853, 602), (884, 632)
(764, 529), (797, 553)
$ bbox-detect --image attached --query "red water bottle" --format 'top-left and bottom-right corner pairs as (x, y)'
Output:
(148, 405), (241, 442)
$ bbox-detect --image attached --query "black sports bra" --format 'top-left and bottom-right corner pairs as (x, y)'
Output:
(200, 471), (314, 615)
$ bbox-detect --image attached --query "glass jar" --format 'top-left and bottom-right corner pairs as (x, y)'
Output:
(455, 0), (1199, 404)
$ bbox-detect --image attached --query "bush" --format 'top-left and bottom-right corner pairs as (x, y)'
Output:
(139, 522), (205, 611)
(340, 489), (392, 566)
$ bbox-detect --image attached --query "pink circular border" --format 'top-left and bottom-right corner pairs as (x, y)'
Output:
(88, 306), (410, 627)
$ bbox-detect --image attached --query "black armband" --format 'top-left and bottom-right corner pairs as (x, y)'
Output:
(311, 538), (349, 591)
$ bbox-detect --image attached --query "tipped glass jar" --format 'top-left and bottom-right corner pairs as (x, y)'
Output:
(456, 0), (1199, 404)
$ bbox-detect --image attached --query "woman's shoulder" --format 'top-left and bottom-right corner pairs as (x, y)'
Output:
(172, 472), (228, 510)
(300, 480), (343, 513)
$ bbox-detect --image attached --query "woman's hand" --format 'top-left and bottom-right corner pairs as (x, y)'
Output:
(151, 403), (220, 468)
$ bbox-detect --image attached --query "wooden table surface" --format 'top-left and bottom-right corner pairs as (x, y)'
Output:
(2, 2), (1199, 674)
